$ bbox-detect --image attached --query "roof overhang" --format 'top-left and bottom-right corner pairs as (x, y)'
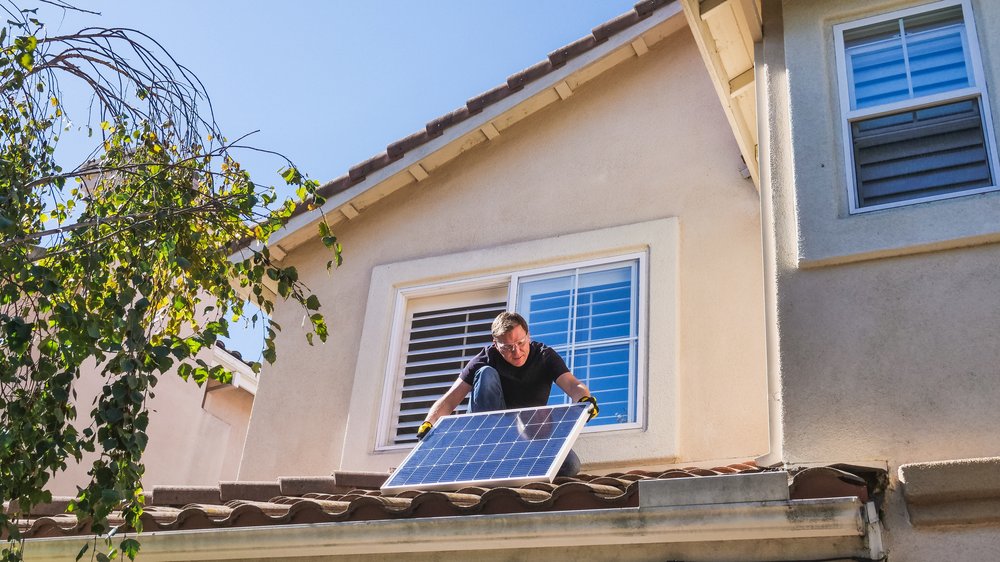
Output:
(264, 2), (687, 257)
(679, 0), (761, 188)
(24, 471), (884, 561)
(24, 497), (880, 561)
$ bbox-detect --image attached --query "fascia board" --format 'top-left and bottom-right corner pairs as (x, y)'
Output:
(679, 0), (760, 188)
(23, 497), (874, 561)
(266, 3), (684, 254)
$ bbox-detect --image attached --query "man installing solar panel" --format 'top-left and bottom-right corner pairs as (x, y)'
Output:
(416, 311), (599, 477)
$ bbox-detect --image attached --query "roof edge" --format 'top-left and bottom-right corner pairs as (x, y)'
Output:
(24, 497), (872, 561)
(266, 1), (685, 255)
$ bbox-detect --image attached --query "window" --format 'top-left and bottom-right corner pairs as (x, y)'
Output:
(380, 255), (644, 448)
(513, 261), (639, 427)
(834, 0), (1000, 212)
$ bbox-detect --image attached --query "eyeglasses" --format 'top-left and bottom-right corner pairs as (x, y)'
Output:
(494, 335), (530, 354)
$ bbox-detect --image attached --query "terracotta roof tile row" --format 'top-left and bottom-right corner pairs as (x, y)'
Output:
(16, 463), (763, 539)
(298, 0), (676, 216)
(12, 462), (880, 540)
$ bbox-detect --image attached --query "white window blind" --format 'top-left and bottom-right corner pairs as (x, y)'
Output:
(845, 7), (970, 110)
(391, 297), (506, 445)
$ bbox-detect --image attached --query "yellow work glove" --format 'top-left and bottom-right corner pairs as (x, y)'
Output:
(578, 395), (599, 421)
(416, 421), (433, 440)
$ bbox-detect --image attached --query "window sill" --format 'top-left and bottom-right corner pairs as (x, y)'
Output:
(797, 188), (1000, 268)
(374, 422), (647, 454)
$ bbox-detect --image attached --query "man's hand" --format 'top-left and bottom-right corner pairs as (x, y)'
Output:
(416, 421), (433, 440)
(578, 396), (599, 421)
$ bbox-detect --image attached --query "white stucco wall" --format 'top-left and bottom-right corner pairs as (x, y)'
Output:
(239, 26), (768, 478)
(761, 0), (1000, 557)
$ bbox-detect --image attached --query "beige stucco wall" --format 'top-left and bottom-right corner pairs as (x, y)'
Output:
(761, 0), (1000, 557)
(240, 26), (768, 478)
(46, 348), (253, 495)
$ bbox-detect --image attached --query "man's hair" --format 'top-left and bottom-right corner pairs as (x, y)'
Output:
(492, 312), (529, 339)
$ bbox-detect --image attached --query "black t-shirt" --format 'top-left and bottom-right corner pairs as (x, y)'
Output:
(459, 341), (569, 408)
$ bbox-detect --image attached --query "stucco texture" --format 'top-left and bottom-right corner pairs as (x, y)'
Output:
(239, 27), (767, 478)
(771, 0), (1000, 472)
(762, 0), (1000, 558)
(780, 0), (1000, 265)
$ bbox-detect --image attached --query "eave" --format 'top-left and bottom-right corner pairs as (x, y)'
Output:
(21, 469), (885, 561)
(678, 0), (761, 188)
(24, 498), (878, 561)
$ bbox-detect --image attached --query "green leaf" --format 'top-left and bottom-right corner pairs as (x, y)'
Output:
(305, 295), (320, 310)
(18, 51), (33, 70)
(121, 538), (140, 560)
(262, 346), (276, 364)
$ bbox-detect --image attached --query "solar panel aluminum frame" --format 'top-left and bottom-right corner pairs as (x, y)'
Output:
(380, 403), (591, 493)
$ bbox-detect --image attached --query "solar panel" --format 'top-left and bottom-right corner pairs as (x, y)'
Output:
(381, 402), (591, 493)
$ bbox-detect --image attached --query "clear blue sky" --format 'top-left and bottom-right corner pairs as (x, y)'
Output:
(40, 1), (639, 360)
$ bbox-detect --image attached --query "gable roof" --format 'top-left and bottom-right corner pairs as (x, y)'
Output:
(263, 0), (686, 258)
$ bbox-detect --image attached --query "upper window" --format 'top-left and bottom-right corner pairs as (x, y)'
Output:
(379, 254), (645, 448)
(835, 0), (1000, 212)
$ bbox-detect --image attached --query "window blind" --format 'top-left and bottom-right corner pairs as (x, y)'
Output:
(393, 300), (506, 444)
(852, 98), (991, 207)
(845, 7), (969, 110)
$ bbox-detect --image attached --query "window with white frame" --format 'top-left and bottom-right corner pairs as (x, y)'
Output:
(513, 261), (639, 427)
(834, 0), (1000, 212)
(381, 255), (644, 448)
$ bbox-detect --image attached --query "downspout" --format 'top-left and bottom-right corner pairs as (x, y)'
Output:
(754, 0), (788, 468)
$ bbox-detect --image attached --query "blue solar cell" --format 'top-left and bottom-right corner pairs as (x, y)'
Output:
(381, 402), (591, 492)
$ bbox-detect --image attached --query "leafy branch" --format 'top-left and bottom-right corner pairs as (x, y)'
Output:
(0, 3), (340, 561)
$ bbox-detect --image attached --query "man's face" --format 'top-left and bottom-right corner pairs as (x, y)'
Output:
(494, 326), (530, 367)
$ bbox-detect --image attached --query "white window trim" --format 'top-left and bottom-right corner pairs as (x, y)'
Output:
(374, 253), (648, 451)
(833, 0), (1000, 214)
(342, 218), (678, 470)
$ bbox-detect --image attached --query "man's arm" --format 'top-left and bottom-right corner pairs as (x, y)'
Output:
(424, 378), (473, 426)
(555, 372), (590, 402)
(556, 372), (599, 420)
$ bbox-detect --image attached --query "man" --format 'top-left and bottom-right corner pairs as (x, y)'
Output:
(416, 311), (599, 477)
